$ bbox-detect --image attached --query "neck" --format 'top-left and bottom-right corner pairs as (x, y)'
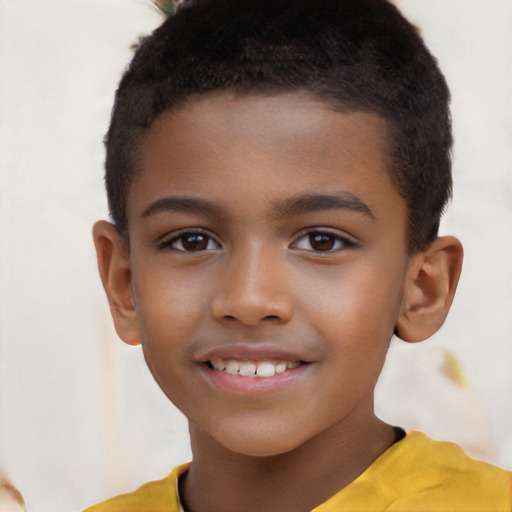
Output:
(180, 410), (398, 512)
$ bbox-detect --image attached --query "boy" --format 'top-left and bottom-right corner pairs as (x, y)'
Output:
(86, 0), (511, 510)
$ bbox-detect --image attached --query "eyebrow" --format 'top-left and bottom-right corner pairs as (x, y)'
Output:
(141, 196), (227, 220)
(272, 192), (375, 220)
(140, 191), (375, 222)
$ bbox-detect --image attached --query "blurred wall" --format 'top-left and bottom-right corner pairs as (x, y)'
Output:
(0, 1), (511, 511)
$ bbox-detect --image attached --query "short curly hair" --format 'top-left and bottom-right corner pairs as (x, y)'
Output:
(105, 0), (452, 253)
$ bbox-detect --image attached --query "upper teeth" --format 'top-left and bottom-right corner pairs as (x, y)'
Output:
(210, 359), (300, 378)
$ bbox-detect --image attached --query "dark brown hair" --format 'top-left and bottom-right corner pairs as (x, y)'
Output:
(105, 0), (452, 252)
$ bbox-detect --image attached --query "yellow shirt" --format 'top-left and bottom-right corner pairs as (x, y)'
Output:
(83, 431), (512, 512)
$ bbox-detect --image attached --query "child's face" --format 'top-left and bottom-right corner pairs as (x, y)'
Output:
(124, 91), (411, 456)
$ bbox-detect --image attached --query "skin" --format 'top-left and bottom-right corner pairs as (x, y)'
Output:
(94, 91), (463, 512)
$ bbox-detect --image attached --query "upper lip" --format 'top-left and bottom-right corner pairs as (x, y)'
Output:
(196, 343), (313, 363)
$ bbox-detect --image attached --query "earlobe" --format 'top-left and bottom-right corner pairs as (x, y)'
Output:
(92, 220), (140, 346)
(396, 236), (463, 343)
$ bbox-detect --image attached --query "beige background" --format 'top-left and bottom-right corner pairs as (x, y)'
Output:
(0, 1), (511, 511)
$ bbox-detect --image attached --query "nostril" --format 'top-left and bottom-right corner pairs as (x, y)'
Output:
(212, 286), (294, 326)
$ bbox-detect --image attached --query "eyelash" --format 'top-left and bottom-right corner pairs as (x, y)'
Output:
(157, 227), (356, 253)
(157, 228), (221, 252)
(291, 228), (357, 253)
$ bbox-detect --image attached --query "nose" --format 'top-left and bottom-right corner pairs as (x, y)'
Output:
(211, 245), (294, 326)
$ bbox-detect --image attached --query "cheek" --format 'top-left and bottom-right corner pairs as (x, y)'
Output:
(130, 272), (203, 398)
(133, 265), (208, 336)
(302, 259), (404, 355)
(135, 289), (197, 412)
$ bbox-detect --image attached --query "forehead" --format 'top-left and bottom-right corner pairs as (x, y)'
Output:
(128, 91), (404, 227)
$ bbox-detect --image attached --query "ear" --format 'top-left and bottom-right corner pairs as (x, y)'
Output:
(92, 220), (140, 346)
(396, 236), (463, 343)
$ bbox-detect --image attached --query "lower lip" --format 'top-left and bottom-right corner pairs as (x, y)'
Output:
(198, 363), (312, 396)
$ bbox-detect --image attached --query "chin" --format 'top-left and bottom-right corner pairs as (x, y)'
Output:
(213, 427), (309, 458)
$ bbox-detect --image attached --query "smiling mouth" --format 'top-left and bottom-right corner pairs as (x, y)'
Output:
(205, 359), (303, 378)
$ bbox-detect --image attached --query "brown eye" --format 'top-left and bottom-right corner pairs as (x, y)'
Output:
(309, 233), (336, 251)
(292, 229), (354, 253)
(160, 231), (221, 252)
(181, 233), (209, 251)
